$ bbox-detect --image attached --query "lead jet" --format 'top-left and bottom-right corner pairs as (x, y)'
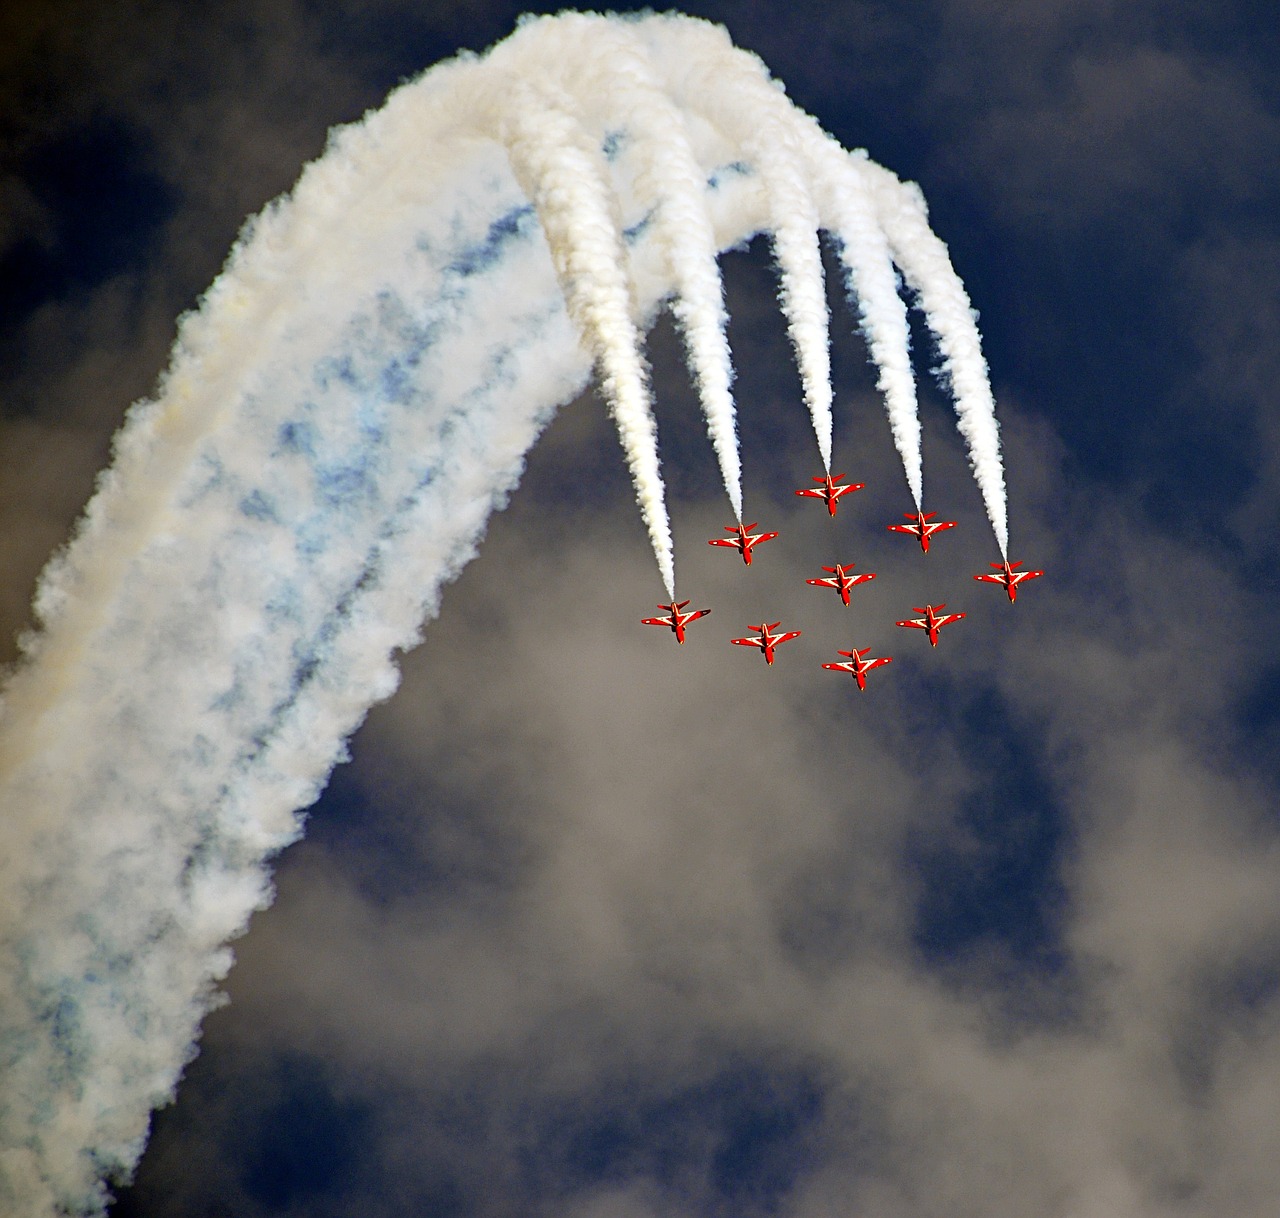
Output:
(795, 473), (865, 517)
(805, 563), (876, 606)
(973, 559), (1044, 604)
(895, 603), (966, 647)
(887, 510), (957, 554)
(708, 522), (779, 566)
(822, 646), (893, 690)
(641, 600), (712, 644)
(731, 621), (802, 665)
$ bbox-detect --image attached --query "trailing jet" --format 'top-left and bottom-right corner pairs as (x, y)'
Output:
(821, 647), (893, 690)
(973, 559), (1044, 604)
(731, 621), (802, 665)
(895, 603), (966, 647)
(887, 510), (957, 554)
(795, 473), (865, 517)
(805, 563), (876, 606)
(641, 600), (711, 644)
(708, 522), (778, 566)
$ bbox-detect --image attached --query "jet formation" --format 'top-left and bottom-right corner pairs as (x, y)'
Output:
(731, 621), (802, 665)
(974, 559), (1043, 603)
(894, 603), (966, 648)
(642, 470), (1040, 686)
(794, 473), (864, 517)
(822, 647), (892, 690)
(805, 563), (875, 606)
(641, 600), (711, 644)
(886, 510), (957, 554)
(708, 522), (778, 565)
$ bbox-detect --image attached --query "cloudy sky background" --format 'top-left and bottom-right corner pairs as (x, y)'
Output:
(3, 1), (1280, 1215)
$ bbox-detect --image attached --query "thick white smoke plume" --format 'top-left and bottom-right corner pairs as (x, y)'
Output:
(0, 12), (1007, 1214)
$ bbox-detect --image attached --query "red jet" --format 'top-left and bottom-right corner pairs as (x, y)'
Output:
(895, 603), (966, 647)
(805, 563), (876, 606)
(974, 560), (1044, 604)
(795, 473), (865, 517)
(708, 522), (779, 566)
(641, 600), (711, 644)
(822, 647), (893, 690)
(887, 510), (957, 554)
(731, 621), (802, 665)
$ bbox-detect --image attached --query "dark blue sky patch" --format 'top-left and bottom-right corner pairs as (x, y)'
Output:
(906, 685), (1070, 977)
(602, 129), (626, 161)
(707, 160), (754, 191)
(238, 1054), (370, 1210)
(447, 205), (537, 279)
(1233, 662), (1280, 795)
(315, 456), (378, 511)
(0, 116), (176, 335)
(276, 417), (319, 459)
(313, 353), (359, 392)
(518, 1059), (825, 1211)
(238, 490), (277, 523)
(622, 210), (655, 245)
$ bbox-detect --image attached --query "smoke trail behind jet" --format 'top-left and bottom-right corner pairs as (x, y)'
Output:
(0, 13), (1008, 1213)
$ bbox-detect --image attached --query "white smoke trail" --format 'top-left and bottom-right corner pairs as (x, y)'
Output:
(861, 159), (1010, 555)
(0, 13), (1007, 1214)
(657, 21), (836, 474)
(484, 71), (677, 596)
(807, 141), (923, 509)
(548, 15), (745, 521)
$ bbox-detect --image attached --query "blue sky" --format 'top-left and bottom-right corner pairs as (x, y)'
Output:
(2, 2), (1279, 1215)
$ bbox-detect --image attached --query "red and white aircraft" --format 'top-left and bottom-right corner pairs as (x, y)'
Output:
(795, 473), (865, 517)
(895, 603), (966, 647)
(805, 563), (876, 606)
(887, 510), (957, 554)
(821, 647), (893, 690)
(708, 522), (779, 566)
(731, 621), (802, 665)
(641, 600), (711, 644)
(973, 559), (1044, 604)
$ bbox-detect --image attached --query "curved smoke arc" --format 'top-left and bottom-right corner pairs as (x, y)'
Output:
(0, 13), (1006, 1214)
